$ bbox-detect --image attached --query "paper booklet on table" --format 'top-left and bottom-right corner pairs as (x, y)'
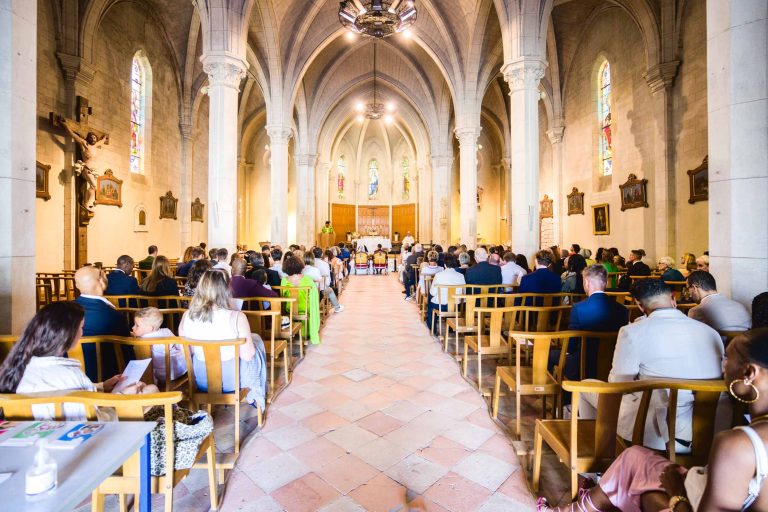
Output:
(112, 358), (152, 393)
(48, 423), (105, 450)
(0, 422), (65, 447)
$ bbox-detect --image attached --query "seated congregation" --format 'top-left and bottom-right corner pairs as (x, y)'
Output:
(1, 242), (352, 509)
(401, 241), (768, 511)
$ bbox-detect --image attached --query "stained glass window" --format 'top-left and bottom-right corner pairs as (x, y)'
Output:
(598, 60), (612, 177)
(368, 159), (379, 200)
(130, 55), (146, 174)
(401, 157), (410, 200)
(337, 156), (346, 199)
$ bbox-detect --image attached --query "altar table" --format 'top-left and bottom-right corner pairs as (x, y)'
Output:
(353, 237), (392, 252)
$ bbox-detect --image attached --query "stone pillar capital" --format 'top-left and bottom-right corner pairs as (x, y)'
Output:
(501, 58), (547, 92)
(201, 54), (247, 91)
(643, 61), (680, 93)
(266, 125), (293, 143)
(546, 126), (564, 144)
(454, 127), (481, 147)
(430, 155), (453, 168)
(295, 153), (317, 167)
(56, 52), (96, 86)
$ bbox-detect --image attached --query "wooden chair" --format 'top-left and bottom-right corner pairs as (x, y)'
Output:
(354, 252), (370, 274)
(605, 291), (631, 305)
(532, 378), (726, 499)
(0, 335), (17, 365)
(719, 329), (746, 347)
(431, 284), (464, 344)
(35, 281), (52, 309)
(243, 310), (291, 398)
(445, 292), (509, 356)
(666, 281), (687, 300)
(418, 275), (434, 322)
(372, 251), (388, 274)
(272, 285), (315, 356)
(0, 390), (218, 512)
(181, 337), (261, 480)
(507, 305), (571, 363)
(104, 295), (191, 309)
(69, 336), (188, 392)
(243, 296), (303, 363)
(462, 306), (516, 393)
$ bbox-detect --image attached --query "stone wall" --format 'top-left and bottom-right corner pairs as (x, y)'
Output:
(555, 2), (708, 262)
(35, 1), (208, 270)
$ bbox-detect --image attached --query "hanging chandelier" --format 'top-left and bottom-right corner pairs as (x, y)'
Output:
(339, 0), (417, 39)
(355, 40), (396, 122)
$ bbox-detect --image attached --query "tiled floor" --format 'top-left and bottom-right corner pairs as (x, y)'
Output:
(220, 274), (536, 511)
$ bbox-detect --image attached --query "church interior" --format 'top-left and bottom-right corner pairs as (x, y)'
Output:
(1, 0), (767, 510)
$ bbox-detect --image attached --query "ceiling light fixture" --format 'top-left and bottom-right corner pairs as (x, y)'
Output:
(339, 0), (417, 39)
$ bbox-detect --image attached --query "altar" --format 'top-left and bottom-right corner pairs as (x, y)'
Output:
(353, 236), (392, 252)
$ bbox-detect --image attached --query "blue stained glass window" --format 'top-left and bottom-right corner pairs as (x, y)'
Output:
(130, 56), (145, 174)
(598, 60), (612, 176)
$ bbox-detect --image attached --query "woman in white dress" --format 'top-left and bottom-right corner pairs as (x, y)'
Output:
(179, 270), (267, 410)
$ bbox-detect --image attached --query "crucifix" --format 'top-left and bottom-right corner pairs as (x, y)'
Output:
(50, 96), (110, 267)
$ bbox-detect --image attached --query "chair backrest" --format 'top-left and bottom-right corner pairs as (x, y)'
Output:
(666, 281), (687, 300)
(573, 331), (620, 381)
(35, 280), (53, 309)
(273, 285), (313, 318)
(0, 335), (17, 366)
(104, 295), (191, 309)
(508, 331), (570, 386)
(718, 330), (746, 347)
(180, 337), (246, 398)
(0, 390), (181, 485)
(373, 252), (387, 265)
(476, 307), (517, 349)
(564, 378), (727, 468)
(242, 310), (280, 342)
(509, 305), (570, 333)
(355, 252), (369, 264)
(463, 293), (512, 327)
(432, 284), (464, 313)
(70, 336), (182, 387)
(605, 292), (631, 305)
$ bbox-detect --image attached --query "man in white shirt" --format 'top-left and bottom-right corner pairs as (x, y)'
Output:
(212, 248), (232, 275)
(500, 251), (526, 291)
(686, 270), (751, 332)
(579, 279), (724, 451)
(402, 231), (415, 247)
(427, 254), (464, 331)
(270, 248), (286, 278)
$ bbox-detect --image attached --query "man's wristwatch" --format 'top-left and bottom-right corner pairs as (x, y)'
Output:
(669, 496), (690, 511)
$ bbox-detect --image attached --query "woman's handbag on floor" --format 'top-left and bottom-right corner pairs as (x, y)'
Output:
(144, 405), (213, 476)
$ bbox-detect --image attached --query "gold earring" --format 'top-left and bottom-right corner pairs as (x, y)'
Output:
(730, 378), (760, 404)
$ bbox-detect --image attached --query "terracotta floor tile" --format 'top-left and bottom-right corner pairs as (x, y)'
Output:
(355, 410), (404, 436)
(416, 436), (472, 468)
(315, 453), (379, 494)
(271, 472), (341, 512)
(302, 411), (350, 434)
(288, 436), (347, 471)
(349, 473), (407, 512)
(424, 472), (493, 512)
(384, 453), (449, 494)
(352, 436), (411, 471)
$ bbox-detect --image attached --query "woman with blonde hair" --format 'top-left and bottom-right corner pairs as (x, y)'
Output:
(680, 253), (697, 277)
(140, 255), (179, 296)
(179, 270), (267, 409)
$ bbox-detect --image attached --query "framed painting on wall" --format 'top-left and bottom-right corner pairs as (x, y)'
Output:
(540, 195), (553, 218)
(36, 161), (51, 201)
(619, 173), (649, 211)
(592, 204), (610, 235)
(94, 169), (122, 207)
(687, 156), (708, 204)
(134, 204), (148, 232)
(159, 191), (178, 220)
(567, 187), (584, 215)
(191, 197), (205, 222)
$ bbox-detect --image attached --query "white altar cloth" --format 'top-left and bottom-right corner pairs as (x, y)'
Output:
(354, 237), (392, 252)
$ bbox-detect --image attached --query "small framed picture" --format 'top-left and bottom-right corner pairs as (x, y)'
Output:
(619, 173), (649, 211)
(191, 197), (205, 222)
(687, 156), (708, 204)
(36, 161), (51, 201)
(540, 195), (553, 218)
(567, 187), (584, 215)
(94, 169), (122, 207)
(159, 191), (178, 220)
(592, 203), (610, 235)
(134, 204), (148, 232)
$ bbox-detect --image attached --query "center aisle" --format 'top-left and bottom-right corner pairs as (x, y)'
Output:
(221, 274), (535, 512)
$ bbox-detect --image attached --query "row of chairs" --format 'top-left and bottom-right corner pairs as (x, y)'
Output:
(409, 285), (733, 500)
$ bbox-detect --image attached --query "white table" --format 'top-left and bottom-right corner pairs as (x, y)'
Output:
(0, 421), (156, 512)
(353, 237), (392, 252)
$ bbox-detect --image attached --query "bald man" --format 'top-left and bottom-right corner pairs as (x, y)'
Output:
(73, 266), (131, 381)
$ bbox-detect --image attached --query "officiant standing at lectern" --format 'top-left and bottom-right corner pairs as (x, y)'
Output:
(322, 221), (334, 234)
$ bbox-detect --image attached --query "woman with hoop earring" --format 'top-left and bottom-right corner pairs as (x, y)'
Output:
(538, 328), (768, 512)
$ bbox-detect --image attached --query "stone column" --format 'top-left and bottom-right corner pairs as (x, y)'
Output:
(644, 63), (679, 261)
(179, 122), (194, 252)
(431, 155), (453, 246)
(295, 153), (317, 247)
(317, 161), (331, 237)
(267, 125), (292, 246)
(503, 59), (546, 259)
(707, 0), (768, 305)
(546, 125), (565, 247)
(202, 54), (246, 254)
(0, 0), (36, 333)
(455, 128), (481, 246)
